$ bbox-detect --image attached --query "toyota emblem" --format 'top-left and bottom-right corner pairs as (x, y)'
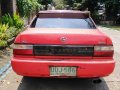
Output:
(60, 37), (67, 42)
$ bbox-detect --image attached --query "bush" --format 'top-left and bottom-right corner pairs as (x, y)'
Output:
(6, 27), (18, 38)
(0, 14), (24, 48)
(0, 40), (7, 47)
(0, 24), (9, 47)
(13, 13), (24, 29)
(1, 13), (24, 29)
(1, 14), (13, 26)
(0, 24), (9, 34)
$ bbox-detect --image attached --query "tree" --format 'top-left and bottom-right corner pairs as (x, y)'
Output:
(105, 0), (120, 21)
(65, 0), (82, 10)
(16, 0), (41, 17)
(80, 0), (99, 17)
(1, 0), (15, 16)
(38, 0), (53, 10)
(16, 0), (41, 24)
(52, 0), (66, 9)
(98, 0), (120, 23)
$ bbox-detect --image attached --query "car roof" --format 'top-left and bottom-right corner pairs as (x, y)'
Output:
(37, 10), (90, 19)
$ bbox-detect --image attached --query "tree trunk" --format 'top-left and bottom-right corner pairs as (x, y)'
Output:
(0, 1), (1, 17)
(1, 0), (16, 16)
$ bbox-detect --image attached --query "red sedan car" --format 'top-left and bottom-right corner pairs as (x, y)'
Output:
(11, 10), (115, 78)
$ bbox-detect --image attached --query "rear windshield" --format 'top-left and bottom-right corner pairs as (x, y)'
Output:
(33, 18), (96, 29)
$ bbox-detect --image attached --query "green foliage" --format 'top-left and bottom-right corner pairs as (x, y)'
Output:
(80, 0), (98, 12)
(52, 0), (120, 23)
(38, 0), (53, 4)
(17, 0), (41, 17)
(0, 24), (9, 47)
(53, 0), (66, 9)
(66, 0), (99, 19)
(0, 33), (8, 40)
(37, 0), (53, 10)
(72, 3), (81, 10)
(1, 14), (14, 26)
(105, 0), (120, 20)
(65, 0), (82, 8)
(0, 40), (7, 47)
(1, 13), (24, 29)
(13, 13), (24, 29)
(0, 14), (24, 47)
(6, 27), (18, 39)
(55, 4), (65, 9)
(0, 24), (9, 33)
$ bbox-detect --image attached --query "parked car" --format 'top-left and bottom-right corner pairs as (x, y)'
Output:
(11, 10), (115, 78)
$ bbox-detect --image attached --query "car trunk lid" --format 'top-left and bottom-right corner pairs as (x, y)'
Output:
(17, 28), (108, 45)
(14, 28), (113, 59)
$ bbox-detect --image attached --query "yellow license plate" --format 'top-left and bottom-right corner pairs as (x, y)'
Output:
(50, 67), (77, 76)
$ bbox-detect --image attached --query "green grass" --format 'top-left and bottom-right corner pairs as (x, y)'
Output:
(99, 24), (120, 31)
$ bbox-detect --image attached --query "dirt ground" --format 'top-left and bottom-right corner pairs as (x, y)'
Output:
(0, 48), (12, 69)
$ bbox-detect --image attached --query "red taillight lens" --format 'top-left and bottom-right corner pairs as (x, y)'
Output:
(94, 46), (114, 57)
(13, 44), (33, 55)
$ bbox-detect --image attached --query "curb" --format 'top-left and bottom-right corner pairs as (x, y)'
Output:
(0, 61), (11, 81)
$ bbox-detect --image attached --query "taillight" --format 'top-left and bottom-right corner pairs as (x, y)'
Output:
(94, 45), (114, 57)
(13, 44), (33, 55)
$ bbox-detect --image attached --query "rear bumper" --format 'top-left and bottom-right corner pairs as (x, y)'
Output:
(11, 58), (115, 78)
